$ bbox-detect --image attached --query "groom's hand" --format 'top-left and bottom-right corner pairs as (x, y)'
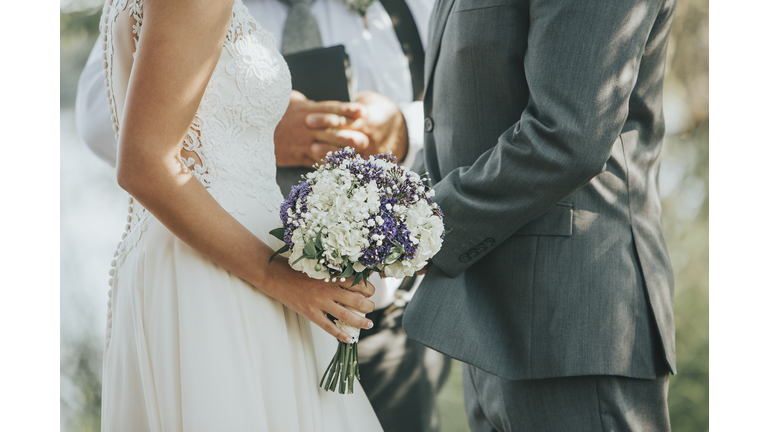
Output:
(306, 91), (408, 163)
(273, 90), (368, 167)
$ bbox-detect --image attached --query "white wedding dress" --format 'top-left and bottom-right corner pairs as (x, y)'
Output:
(98, 1), (383, 430)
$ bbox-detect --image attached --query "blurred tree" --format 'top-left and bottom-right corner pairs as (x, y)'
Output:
(61, 335), (103, 432)
(661, 0), (709, 430)
(60, 11), (100, 106)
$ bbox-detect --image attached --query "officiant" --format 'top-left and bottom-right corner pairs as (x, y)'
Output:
(75, 1), (451, 431)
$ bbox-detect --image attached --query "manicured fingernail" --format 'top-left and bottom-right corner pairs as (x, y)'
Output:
(367, 321), (374, 329)
(346, 337), (354, 344)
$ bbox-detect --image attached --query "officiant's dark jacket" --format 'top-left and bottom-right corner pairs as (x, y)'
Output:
(403, 0), (677, 380)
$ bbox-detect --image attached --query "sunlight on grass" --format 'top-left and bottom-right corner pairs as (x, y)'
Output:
(437, 360), (470, 432)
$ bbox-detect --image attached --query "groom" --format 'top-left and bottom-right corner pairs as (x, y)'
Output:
(404, 0), (678, 430)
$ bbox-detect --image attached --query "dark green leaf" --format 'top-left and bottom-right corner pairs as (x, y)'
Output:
(315, 230), (324, 251)
(268, 244), (290, 263)
(351, 272), (364, 287)
(269, 227), (286, 240)
(292, 254), (311, 266)
(340, 265), (355, 278)
(362, 270), (369, 287)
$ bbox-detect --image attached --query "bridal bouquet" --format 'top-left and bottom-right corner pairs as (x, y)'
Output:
(269, 147), (445, 394)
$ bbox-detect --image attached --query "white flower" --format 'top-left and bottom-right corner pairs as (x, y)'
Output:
(288, 234), (330, 280)
(384, 260), (411, 278)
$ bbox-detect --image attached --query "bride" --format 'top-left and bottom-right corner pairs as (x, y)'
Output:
(98, 0), (383, 430)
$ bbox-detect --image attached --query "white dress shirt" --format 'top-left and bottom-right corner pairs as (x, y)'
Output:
(75, 0), (434, 310)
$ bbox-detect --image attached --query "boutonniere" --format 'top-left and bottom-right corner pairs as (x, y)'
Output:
(345, 0), (377, 26)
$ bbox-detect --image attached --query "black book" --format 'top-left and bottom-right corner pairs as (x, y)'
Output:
(283, 45), (352, 102)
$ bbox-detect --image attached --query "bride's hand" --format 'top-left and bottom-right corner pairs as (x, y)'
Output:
(264, 256), (375, 343)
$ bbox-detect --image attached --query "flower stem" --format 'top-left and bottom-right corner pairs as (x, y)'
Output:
(353, 342), (360, 380)
(320, 342), (341, 388)
(319, 340), (361, 394)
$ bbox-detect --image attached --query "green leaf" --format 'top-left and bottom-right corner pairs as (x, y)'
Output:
(362, 270), (369, 287)
(292, 253), (311, 266)
(340, 265), (355, 278)
(351, 272), (364, 287)
(268, 244), (290, 263)
(303, 241), (317, 258)
(314, 230), (324, 251)
(269, 227), (286, 240)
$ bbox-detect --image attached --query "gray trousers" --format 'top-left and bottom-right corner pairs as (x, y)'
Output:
(358, 305), (452, 432)
(463, 364), (671, 432)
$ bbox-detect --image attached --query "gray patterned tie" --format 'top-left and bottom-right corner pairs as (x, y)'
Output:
(280, 0), (323, 55)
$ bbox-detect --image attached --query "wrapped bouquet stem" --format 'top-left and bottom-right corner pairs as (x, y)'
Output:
(319, 311), (361, 394)
(269, 148), (445, 394)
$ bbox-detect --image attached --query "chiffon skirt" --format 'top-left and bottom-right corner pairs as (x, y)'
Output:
(101, 202), (383, 432)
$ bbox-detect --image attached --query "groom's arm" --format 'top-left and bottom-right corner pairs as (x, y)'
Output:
(431, 0), (675, 277)
(75, 41), (118, 167)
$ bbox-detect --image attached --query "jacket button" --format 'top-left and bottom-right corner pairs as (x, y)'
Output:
(424, 117), (434, 132)
(483, 238), (495, 247)
(459, 254), (471, 263)
(468, 248), (479, 258)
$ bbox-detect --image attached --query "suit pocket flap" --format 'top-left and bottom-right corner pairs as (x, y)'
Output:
(513, 203), (573, 237)
(454, 0), (509, 12)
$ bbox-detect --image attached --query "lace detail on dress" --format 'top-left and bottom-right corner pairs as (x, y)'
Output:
(129, 0), (143, 42)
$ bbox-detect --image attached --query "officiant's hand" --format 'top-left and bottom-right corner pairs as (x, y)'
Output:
(274, 90), (368, 167)
(306, 91), (408, 163)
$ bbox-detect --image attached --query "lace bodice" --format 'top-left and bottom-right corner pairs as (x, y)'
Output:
(99, 0), (291, 270)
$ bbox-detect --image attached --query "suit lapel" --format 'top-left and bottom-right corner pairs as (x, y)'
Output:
(423, 0), (456, 98)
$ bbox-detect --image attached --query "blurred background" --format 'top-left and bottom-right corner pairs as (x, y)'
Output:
(60, 0), (709, 430)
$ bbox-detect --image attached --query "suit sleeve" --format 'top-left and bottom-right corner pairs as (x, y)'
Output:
(75, 40), (118, 167)
(430, 0), (664, 277)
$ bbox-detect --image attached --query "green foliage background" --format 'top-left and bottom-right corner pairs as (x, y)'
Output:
(60, 0), (708, 430)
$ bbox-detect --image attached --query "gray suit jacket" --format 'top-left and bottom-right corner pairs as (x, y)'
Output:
(402, 0), (677, 380)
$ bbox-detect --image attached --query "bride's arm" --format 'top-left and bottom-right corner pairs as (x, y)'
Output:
(117, 0), (373, 342)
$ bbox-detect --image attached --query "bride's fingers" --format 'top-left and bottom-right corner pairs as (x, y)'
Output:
(328, 302), (373, 330)
(333, 288), (375, 314)
(311, 311), (354, 343)
(342, 279), (375, 298)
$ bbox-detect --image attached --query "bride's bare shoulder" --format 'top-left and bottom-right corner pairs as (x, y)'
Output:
(141, 0), (234, 36)
(116, 0), (236, 189)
